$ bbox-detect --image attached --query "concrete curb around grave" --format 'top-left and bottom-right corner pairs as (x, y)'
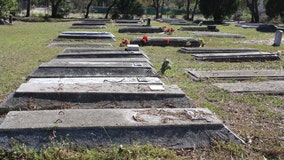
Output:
(0, 108), (244, 150)
(178, 47), (259, 53)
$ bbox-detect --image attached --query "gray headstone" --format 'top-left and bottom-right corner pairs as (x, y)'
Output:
(273, 30), (283, 46)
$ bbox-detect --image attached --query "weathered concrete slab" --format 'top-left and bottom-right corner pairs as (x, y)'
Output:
(179, 26), (219, 32)
(62, 47), (126, 53)
(48, 43), (112, 48)
(192, 52), (280, 61)
(83, 18), (111, 23)
(49, 58), (152, 65)
(156, 18), (190, 25)
(0, 84), (195, 113)
(113, 23), (144, 26)
(27, 77), (163, 85)
(72, 22), (106, 26)
(39, 61), (152, 68)
(118, 27), (163, 33)
(115, 19), (142, 23)
(0, 108), (242, 149)
(70, 25), (106, 29)
(187, 69), (284, 81)
(189, 32), (245, 38)
(130, 37), (201, 47)
(57, 50), (149, 59)
(55, 31), (115, 41)
(214, 81), (284, 94)
(29, 66), (156, 78)
(179, 47), (259, 54)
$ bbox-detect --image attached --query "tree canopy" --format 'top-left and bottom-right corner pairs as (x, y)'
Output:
(266, 0), (284, 22)
(199, 0), (240, 23)
(0, 0), (18, 18)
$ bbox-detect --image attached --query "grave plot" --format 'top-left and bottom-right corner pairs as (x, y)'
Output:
(29, 62), (156, 78)
(118, 27), (164, 33)
(187, 69), (284, 81)
(130, 37), (201, 47)
(0, 108), (243, 149)
(189, 32), (245, 38)
(213, 81), (284, 94)
(256, 24), (284, 32)
(179, 25), (219, 32)
(49, 58), (152, 65)
(70, 20), (107, 29)
(156, 18), (190, 25)
(57, 50), (149, 59)
(192, 52), (280, 62)
(48, 43), (112, 48)
(55, 31), (115, 41)
(114, 19), (144, 26)
(83, 18), (111, 23)
(179, 47), (259, 53)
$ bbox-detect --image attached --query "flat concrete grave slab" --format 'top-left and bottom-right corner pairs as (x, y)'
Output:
(29, 65), (156, 78)
(0, 84), (195, 112)
(27, 77), (163, 85)
(61, 47), (126, 53)
(84, 18), (111, 23)
(214, 81), (284, 94)
(179, 26), (219, 32)
(179, 47), (259, 54)
(187, 69), (284, 81)
(48, 43), (112, 48)
(55, 31), (115, 41)
(0, 108), (242, 149)
(118, 27), (163, 33)
(115, 19), (142, 23)
(192, 52), (280, 61)
(70, 25), (106, 29)
(50, 58), (152, 65)
(189, 32), (245, 38)
(57, 50), (149, 59)
(72, 22), (106, 26)
(130, 37), (201, 47)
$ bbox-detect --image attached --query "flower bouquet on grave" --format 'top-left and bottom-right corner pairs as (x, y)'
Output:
(120, 38), (130, 47)
(141, 35), (148, 45)
(164, 28), (175, 35)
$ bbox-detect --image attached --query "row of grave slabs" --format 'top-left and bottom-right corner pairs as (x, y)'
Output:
(0, 18), (244, 150)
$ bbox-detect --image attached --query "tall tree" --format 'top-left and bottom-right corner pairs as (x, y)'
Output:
(105, 0), (117, 19)
(50, 0), (63, 18)
(85, 0), (94, 18)
(246, 0), (259, 22)
(115, 0), (144, 19)
(199, 0), (240, 23)
(26, 0), (31, 17)
(266, 0), (284, 22)
(159, 0), (165, 18)
(190, 0), (199, 20)
(185, 0), (190, 20)
(153, 0), (160, 19)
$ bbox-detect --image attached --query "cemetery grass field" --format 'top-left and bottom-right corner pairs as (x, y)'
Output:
(0, 20), (283, 159)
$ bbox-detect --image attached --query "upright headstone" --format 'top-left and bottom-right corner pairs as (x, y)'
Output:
(147, 18), (151, 26)
(273, 30), (283, 46)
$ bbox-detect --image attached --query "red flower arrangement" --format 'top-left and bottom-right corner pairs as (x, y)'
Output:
(141, 35), (148, 45)
(120, 38), (130, 47)
(164, 38), (170, 43)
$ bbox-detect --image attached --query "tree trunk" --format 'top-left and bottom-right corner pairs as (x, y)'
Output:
(246, 0), (259, 23)
(51, 0), (63, 18)
(190, 0), (198, 21)
(185, 0), (190, 20)
(85, 0), (94, 18)
(159, 0), (165, 18)
(105, 0), (117, 19)
(26, 0), (31, 17)
(153, 0), (160, 19)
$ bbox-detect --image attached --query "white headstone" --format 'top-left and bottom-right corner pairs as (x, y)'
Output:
(273, 30), (283, 46)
